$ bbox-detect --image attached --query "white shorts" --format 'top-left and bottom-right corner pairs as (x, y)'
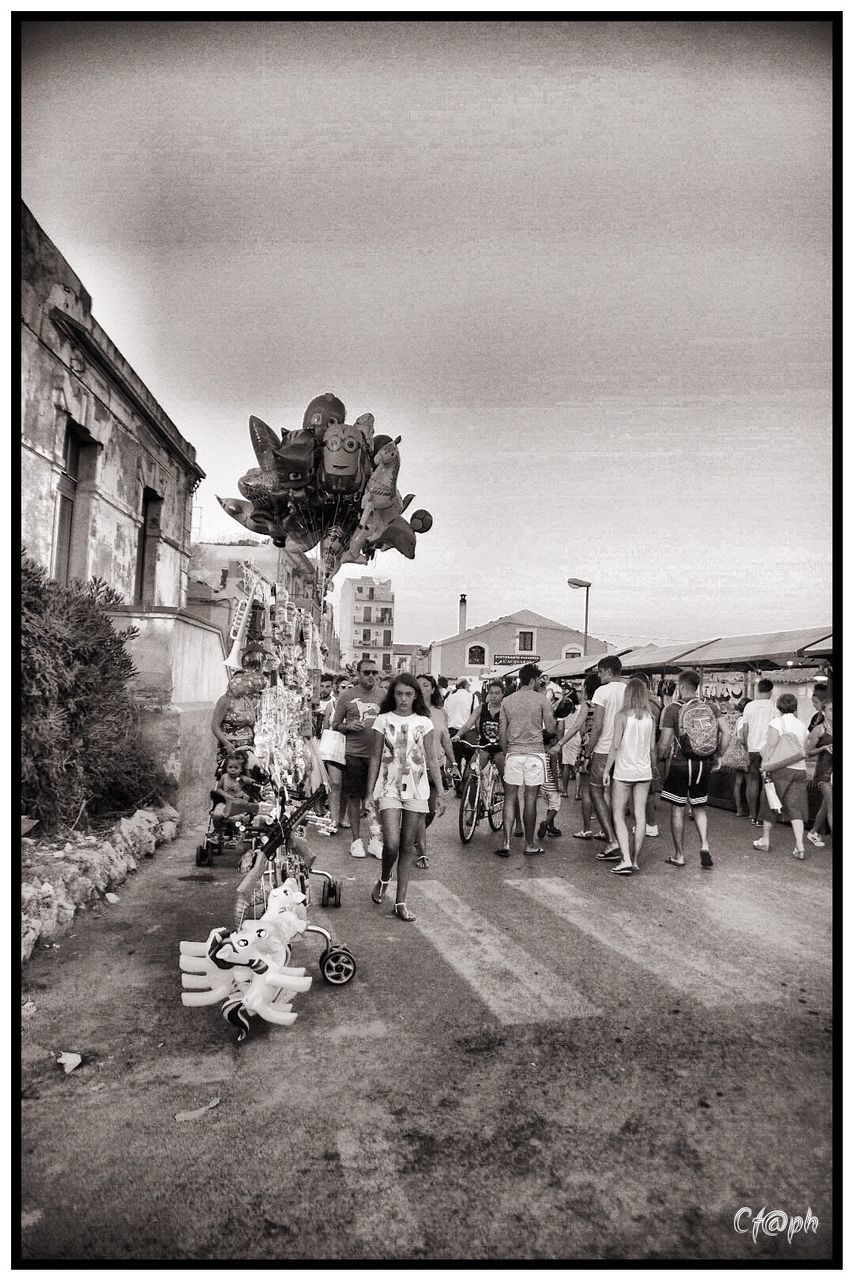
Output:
(377, 797), (430, 814)
(503, 753), (546, 787)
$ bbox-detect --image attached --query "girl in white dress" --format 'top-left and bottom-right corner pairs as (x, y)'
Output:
(365, 673), (445, 920)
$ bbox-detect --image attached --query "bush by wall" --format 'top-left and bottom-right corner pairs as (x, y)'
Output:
(21, 552), (166, 833)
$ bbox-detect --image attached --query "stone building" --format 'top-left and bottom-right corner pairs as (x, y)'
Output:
(338, 576), (395, 671)
(429, 601), (607, 679)
(21, 202), (224, 815)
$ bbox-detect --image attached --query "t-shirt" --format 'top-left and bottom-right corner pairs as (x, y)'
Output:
(741, 698), (776, 752)
(332, 688), (383, 758)
(767, 713), (808, 771)
(372, 712), (434, 802)
(660, 698), (721, 763)
(444, 686), (478, 730)
(500, 687), (554, 754)
(590, 681), (626, 755)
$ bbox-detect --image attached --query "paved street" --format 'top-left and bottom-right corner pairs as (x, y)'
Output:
(20, 793), (833, 1263)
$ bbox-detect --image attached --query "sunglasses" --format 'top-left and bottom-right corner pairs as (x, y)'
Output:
(362, 669), (379, 676)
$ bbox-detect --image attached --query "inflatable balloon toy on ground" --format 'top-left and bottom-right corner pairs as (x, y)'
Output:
(180, 787), (356, 1041)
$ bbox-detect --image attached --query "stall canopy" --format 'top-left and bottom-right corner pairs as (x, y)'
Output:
(618, 639), (719, 673)
(540, 649), (634, 679)
(684, 626), (833, 671)
(803, 634), (833, 659)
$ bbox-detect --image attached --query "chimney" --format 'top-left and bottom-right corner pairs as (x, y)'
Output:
(459, 593), (467, 634)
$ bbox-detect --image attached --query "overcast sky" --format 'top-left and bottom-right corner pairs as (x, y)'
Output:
(21, 18), (832, 647)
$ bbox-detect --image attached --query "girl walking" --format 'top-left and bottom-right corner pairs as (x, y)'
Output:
(603, 677), (655, 874)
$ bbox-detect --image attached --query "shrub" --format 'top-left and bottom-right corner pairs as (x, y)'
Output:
(21, 552), (166, 832)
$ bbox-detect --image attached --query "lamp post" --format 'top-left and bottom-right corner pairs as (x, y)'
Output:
(567, 577), (592, 657)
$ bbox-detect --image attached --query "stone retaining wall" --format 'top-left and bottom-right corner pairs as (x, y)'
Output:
(21, 805), (180, 963)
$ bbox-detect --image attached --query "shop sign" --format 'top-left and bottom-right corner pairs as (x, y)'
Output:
(494, 654), (540, 665)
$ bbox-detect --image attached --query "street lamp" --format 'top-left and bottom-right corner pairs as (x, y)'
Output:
(567, 577), (592, 656)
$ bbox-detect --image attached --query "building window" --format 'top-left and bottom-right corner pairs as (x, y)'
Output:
(356, 586), (363, 594)
(52, 423), (94, 587)
(362, 628), (371, 642)
(382, 652), (391, 671)
(467, 644), (486, 666)
(518, 631), (534, 652)
(368, 587), (375, 601)
(362, 651), (371, 661)
(563, 645), (582, 660)
(134, 486), (163, 605)
(383, 629), (392, 648)
(363, 606), (372, 623)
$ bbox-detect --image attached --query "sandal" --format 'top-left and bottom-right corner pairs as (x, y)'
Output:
(371, 878), (390, 904)
(664, 856), (685, 867)
(609, 864), (633, 875)
(415, 854), (429, 869)
(596, 849), (621, 861)
(394, 902), (416, 922)
(573, 830), (593, 840)
(792, 847), (805, 861)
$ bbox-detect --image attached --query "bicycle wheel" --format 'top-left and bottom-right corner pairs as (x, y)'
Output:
(488, 773), (505, 831)
(458, 771), (480, 844)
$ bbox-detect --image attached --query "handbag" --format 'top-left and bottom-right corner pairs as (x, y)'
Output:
(763, 778), (784, 812)
(761, 722), (806, 773)
(318, 727), (346, 766)
(721, 731), (749, 771)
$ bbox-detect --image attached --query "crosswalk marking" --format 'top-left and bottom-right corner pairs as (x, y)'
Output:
(507, 878), (786, 1008)
(640, 880), (832, 970)
(336, 1123), (422, 1251)
(413, 882), (601, 1024)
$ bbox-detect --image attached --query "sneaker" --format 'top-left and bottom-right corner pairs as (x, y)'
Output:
(645, 824), (659, 838)
(350, 838), (367, 858)
(367, 835), (383, 859)
(806, 831), (826, 848)
(752, 838), (770, 852)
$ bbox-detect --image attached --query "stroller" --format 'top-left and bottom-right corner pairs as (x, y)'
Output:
(195, 758), (276, 868)
(234, 783), (355, 986)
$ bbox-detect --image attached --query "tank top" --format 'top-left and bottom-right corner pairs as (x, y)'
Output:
(479, 705), (500, 745)
(614, 713), (653, 782)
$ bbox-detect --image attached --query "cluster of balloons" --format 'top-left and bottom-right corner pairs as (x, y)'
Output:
(218, 393), (433, 582)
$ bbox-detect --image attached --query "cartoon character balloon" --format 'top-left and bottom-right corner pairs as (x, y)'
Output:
(217, 393), (433, 577)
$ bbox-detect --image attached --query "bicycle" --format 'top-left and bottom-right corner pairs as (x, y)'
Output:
(458, 742), (505, 843)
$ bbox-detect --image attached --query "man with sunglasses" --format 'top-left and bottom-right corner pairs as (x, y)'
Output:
(332, 657), (384, 858)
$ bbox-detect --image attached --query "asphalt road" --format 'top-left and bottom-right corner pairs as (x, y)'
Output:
(20, 790), (834, 1263)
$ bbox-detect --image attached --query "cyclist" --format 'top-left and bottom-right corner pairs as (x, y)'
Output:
(415, 673), (460, 868)
(455, 680), (506, 779)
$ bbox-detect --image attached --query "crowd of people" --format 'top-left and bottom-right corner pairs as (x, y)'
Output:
(307, 656), (833, 918)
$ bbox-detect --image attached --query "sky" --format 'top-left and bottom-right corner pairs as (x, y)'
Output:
(20, 18), (833, 648)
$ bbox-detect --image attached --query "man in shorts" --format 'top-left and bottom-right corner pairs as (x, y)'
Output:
(332, 657), (383, 859)
(495, 663), (556, 857)
(585, 655), (626, 859)
(658, 669), (728, 868)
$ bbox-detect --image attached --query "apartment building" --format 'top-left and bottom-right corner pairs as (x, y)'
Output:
(339, 576), (394, 670)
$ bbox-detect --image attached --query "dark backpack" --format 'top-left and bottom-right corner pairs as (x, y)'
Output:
(676, 698), (718, 759)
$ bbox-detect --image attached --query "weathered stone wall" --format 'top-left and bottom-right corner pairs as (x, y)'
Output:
(21, 203), (202, 606)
